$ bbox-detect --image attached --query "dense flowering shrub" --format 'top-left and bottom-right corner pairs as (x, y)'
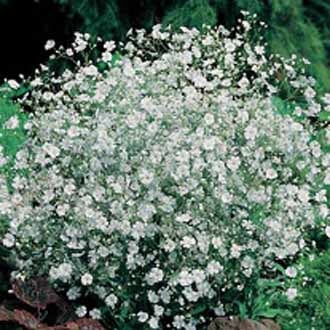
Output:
(1, 13), (330, 329)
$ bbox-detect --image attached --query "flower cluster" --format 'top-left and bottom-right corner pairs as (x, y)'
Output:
(1, 13), (329, 329)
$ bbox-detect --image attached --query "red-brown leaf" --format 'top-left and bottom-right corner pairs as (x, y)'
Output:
(66, 318), (105, 330)
(38, 326), (70, 330)
(65, 322), (80, 330)
(13, 309), (40, 329)
(0, 305), (14, 322)
(12, 277), (60, 309)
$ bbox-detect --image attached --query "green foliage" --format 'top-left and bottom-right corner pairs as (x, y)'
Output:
(52, 0), (330, 90)
(267, 0), (330, 91)
(56, 0), (123, 40)
(234, 277), (285, 321)
(54, 0), (170, 40)
(163, 0), (217, 30)
(0, 90), (28, 186)
(0, 86), (28, 239)
(275, 251), (330, 329)
(231, 249), (330, 329)
(304, 0), (330, 63)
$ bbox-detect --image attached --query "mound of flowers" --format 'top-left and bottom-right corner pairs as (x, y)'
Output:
(1, 12), (329, 329)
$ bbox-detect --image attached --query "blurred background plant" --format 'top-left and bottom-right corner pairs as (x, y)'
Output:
(0, 0), (329, 90)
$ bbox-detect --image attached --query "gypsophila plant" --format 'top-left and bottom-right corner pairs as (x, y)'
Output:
(1, 12), (330, 329)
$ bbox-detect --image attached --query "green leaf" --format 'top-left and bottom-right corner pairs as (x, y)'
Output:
(257, 278), (283, 289)
(191, 304), (207, 315)
(256, 308), (283, 318)
(238, 302), (248, 318)
(319, 111), (330, 121)
(272, 263), (286, 274)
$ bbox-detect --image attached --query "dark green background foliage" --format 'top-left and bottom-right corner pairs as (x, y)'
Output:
(52, 0), (330, 89)
(0, 0), (329, 89)
(0, 0), (76, 82)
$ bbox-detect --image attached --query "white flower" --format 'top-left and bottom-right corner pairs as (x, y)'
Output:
(84, 65), (98, 76)
(89, 308), (102, 320)
(202, 35), (214, 46)
(137, 312), (149, 322)
(76, 305), (87, 317)
(212, 237), (223, 249)
(207, 261), (223, 275)
(286, 288), (298, 301)
(214, 304), (225, 316)
(191, 46), (201, 58)
(139, 168), (154, 185)
(45, 39), (55, 50)
(204, 113), (215, 125)
(227, 156), (241, 172)
(176, 213), (191, 223)
(31, 77), (42, 87)
(137, 203), (156, 221)
(7, 79), (20, 90)
(322, 93), (330, 104)
(64, 183), (76, 196)
(147, 291), (159, 303)
(181, 236), (196, 249)
(180, 50), (192, 65)
(104, 41), (116, 52)
(59, 263), (73, 280)
(324, 173), (330, 185)
(265, 168), (277, 179)
(81, 273), (93, 286)
(304, 87), (316, 99)
(191, 269), (205, 284)
(325, 226), (330, 238)
(67, 126), (80, 138)
(105, 293), (118, 308)
(178, 270), (193, 287)
(73, 33), (88, 52)
(102, 52), (112, 62)
(50, 263), (73, 283)
(49, 267), (59, 281)
(23, 121), (32, 130)
(224, 40), (236, 52)
(244, 124), (257, 140)
(0, 153), (6, 167)
(255, 45), (264, 55)
(230, 244), (242, 258)
(56, 204), (69, 217)
(285, 266), (297, 278)
(42, 143), (60, 159)
(242, 21), (251, 31)
(238, 77), (250, 89)
(319, 205), (328, 218)
(148, 317), (159, 329)
(191, 71), (207, 88)
(146, 267), (164, 286)
(66, 287), (81, 300)
(203, 136), (217, 150)
(160, 289), (171, 304)
(163, 239), (176, 252)
(173, 315), (185, 329)
(154, 305), (164, 317)
(2, 233), (15, 248)
(297, 189), (309, 203)
(221, 78), (231, 87)
(66, 48), (74, 56)
(183, 286), (199, 302)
